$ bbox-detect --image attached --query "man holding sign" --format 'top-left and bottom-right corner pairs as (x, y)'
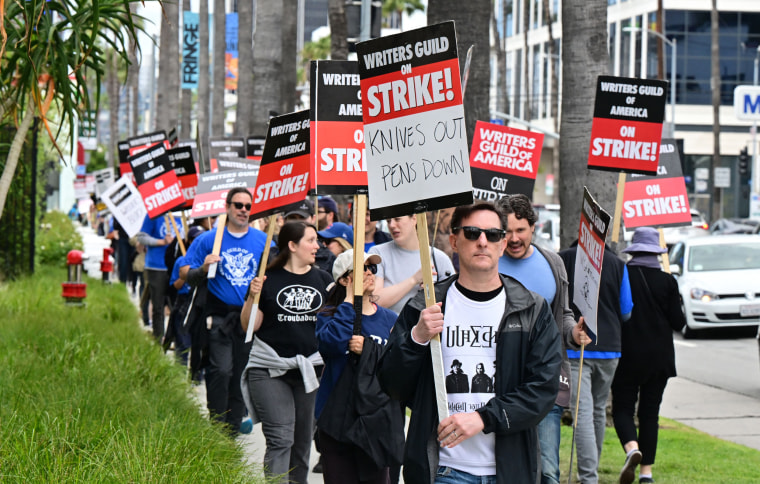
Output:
(185, 187), (270, 433)
(377, 202), (562, 484)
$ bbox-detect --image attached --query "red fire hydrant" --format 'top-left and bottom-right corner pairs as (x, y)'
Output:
(100, 247), (114, 283)
(62, 250), (87, 306)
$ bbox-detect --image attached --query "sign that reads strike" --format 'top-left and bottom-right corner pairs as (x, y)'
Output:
(622, 139), (691, 229)
(209, 137), (246, 173)
(100, 175), (147, 237)
(469, 121), (543, 201)
(356, 21), (473, 220)
(128, 142), (185, 218)
(250, 110), (311, 219)
(167, 146), (199, 209)
(572, 188), (611, 345)
(311, 60), (368, 194)
(191, 170), (259, 218)
(588, 76), (667, 175)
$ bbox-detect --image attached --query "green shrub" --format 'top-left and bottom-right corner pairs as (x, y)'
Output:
(36, 210), (84, 267)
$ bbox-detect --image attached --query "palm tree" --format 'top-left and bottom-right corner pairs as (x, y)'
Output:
(211, 0), (225, 135)
(236, 0), (253, 135)
(0, 0), (147, 220)
(328, 0), (348, 60)
(428, 0), (490, 146)
(281, 0), (299, 113)
(107, 50), (121, 168)
(491, 0), (509, 115)
(382, 0), (424, 29)
(251, 2), (284, 136)
(156, 0), (180, 132)
(558, 0), (615, 248)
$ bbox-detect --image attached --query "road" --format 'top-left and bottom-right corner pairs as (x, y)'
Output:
(661, 327), (760, 451)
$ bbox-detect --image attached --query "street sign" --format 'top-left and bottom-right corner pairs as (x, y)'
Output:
(733, 85), (760, 121)
(714, 167), (731, 188)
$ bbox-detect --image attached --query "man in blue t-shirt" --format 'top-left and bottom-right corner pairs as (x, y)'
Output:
(137, 213), (183, 341)
(186, 187), (269, 433)
(496, 194), (586, 484)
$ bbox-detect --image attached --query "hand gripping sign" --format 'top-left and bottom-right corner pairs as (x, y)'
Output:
(470, 121), (543, 201)
(587, 76), (667, 175)
(128, 142), (185, 219)
(357, 21), (474, 423)
(311, 60), (368, 194)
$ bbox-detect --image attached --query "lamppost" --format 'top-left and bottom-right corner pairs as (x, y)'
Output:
(623, 26), (677, 137)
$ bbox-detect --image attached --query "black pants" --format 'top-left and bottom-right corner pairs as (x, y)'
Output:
(318, 429), (390, 484)
(611, 370), (669, 466)
(206, 313), (251, 432)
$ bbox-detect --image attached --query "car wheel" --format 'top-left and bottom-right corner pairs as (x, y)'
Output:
(680, 298), (697, 339)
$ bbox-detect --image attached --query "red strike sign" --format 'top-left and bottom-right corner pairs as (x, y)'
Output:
(588, 120), (662, 173)
(138, 172), (184, 218)
(253, 160), (310, 205)
(622, 177), (690, 228)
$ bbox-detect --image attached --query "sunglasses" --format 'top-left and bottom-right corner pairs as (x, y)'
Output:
(453, 226), (506, 243)
(340, 263), (378, 279)
(230, 202), (252, 211)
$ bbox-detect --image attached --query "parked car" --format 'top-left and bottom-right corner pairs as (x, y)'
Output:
(669, 235), (760, 338)
(623, 208), (708, 248)
(709, 218), (758, 235)
(533, 204), (560, 253)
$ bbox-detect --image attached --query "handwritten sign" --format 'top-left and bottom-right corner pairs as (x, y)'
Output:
(250, 110), (311, 219)
(470, 121), (543, 201)
(572, 188), (611, 344)
(311, 60), (368, 194)
(588, 76), (667, 175)
(622, 139), (692, 228)
(356, 21), (473, 220)
(100, 175), (147, 237)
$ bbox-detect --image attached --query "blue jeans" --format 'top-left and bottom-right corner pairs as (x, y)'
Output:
(435, 466), (496, 484)
(537, 404), (563, 484)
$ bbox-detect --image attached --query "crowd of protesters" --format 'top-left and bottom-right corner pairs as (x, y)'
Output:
(86, 193), (683, 484)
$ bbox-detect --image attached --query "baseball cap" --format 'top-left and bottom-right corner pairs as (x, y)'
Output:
(331, 249), (382, 281)
(283, 198), (315, 220)
(318, 222), (354, 251)
(318, 196), (339, 215)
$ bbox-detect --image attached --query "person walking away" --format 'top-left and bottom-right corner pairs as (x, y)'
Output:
(185, 187), (269, 434)
(241, 221), (333, 484)
(613, 227), (686, 484)
(496, 195), (588, 484)
(559, 241), (634, 484)
(377, 202), (563, 484)
(315, 249), (403, 484)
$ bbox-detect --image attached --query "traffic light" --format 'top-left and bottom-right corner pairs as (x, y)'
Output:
(738, 147), (750, 176)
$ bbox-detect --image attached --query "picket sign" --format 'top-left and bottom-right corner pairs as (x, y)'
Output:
(167, 214), (186, 256)
(351, 195), (368, 336)
(611, 172), (627, 244)
(207, 214), (226, 279)
(245, 213), (278, 343)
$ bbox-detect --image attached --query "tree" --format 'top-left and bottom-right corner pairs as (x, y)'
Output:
(156, 0), (180, 132)
(0, 0), (147, 221)
(428, 0), (490, 147)
(382, 0), (425, 29)
(281, 0), (298, 113)
(107, 50), (121, 168)
(251, 2), (284, 136)
(491, 0), (509, 115)
(328, 0), (348, 60)
(558, 0), (616, 249)
(211, 0), (225, 135)
(236, 0), (253, 135)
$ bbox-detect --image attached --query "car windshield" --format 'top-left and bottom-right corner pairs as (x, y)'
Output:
(688, 242), (760, 271)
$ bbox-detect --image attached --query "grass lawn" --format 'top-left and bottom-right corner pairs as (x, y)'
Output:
(559, 415), (760, 483)
(0, 268), (265, 482)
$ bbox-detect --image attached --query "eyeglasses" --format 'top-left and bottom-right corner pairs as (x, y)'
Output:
(230, 202), (252, 211)
(317, 209), (327, 214)
(453, 226), (506, 243)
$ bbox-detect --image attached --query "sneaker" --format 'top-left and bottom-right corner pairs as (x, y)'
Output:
(240, 417), (253, 434)
(639, 478), (655, 483)
(312, 457), (323, 473)
(619, 449), (642, 484)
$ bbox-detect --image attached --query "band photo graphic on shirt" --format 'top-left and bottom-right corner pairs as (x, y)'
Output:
(445, 359), (495, 394)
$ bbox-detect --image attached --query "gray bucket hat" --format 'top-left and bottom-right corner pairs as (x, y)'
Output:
(622, 227), (667, 254)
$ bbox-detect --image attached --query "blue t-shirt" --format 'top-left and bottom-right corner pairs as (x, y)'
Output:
(170, 255), (190, 296)
(186, 226), (269, 307)
(140, 214), (184, 270)
(498, 247), (556, 305)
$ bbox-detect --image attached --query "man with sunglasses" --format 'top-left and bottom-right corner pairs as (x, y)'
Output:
(377, 202), (566, 484)
(496, 194), (588, 484)
(185, 187), (271, 434)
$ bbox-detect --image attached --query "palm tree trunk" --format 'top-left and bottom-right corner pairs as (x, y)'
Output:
(328, 0), (348, 61)
(107, 50), (120, 169)
(128, 3), (140, 136)
(157, 0), (180, 132)
(491, 0), (507, 114)
(0, 97), (36, 221)
(211, 0), (225, 135)
(281, 0), (298, 113)
(710, 0), (721, 222)
(236, 0), (253, 135)
(559, 0), (615, 248)
(251, 2), (283, 136)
